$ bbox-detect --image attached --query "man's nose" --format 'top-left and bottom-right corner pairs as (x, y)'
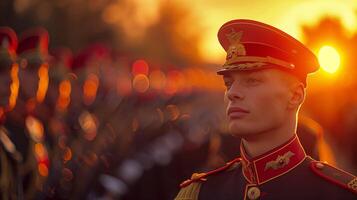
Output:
(226, 83), (244, 101)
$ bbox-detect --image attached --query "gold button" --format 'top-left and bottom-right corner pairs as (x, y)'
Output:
(247, 186), (260, 200)
(315, 162), (324, 169)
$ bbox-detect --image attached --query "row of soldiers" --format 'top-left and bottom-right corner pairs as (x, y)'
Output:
(0, 26), (150, 199)
(0, 26), (333, 200)
(0, 26), (91, 199)
(0, 25), (230, 199)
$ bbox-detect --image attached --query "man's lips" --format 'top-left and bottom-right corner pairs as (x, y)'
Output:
(227, 107), (249, 118)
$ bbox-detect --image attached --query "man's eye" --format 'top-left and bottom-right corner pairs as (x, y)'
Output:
(224, 81), (233, 89)
(245, 78), (261, 85)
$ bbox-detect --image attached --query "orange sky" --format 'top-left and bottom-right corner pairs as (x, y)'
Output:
(185, 0), (357, 63)
(103, 0), (357, 64)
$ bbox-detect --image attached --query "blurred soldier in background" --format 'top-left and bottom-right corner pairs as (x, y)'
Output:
(67, 43), (116, 198)
(14, 27), (51, 199)
(40, 47), (75, 198)
(0, 26), (22, 200)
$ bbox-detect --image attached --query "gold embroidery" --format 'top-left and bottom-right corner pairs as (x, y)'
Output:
(264, 151), (295, 171)
(225, 28), (246, 61)
(175, 182), (201, 200)
(220, 29), (296, 73)
(225, 62), (267, 70)
(347, 177), (357, 191)
(223, 56), (295, 69)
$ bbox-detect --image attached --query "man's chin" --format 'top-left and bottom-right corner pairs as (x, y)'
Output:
(228, 123), (256, 137)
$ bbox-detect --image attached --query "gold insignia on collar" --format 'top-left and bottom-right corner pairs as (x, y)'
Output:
(225, 28), (246, 60)
(264, 151), (295, 171)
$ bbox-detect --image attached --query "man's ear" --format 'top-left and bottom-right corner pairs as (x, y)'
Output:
(288, 82), (305, 110)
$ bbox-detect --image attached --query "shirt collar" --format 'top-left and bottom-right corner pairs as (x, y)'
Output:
(240, 134), (306, 185)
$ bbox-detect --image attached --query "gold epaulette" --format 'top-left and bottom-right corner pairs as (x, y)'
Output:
(310, 161), (357, 194)
(174, 157), (242, 200)
(174, 180), (202, 200)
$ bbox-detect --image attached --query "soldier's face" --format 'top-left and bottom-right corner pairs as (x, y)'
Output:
(223, 68), (291, 137)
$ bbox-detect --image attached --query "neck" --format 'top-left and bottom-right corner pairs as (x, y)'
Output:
(242, 114), (297, 158)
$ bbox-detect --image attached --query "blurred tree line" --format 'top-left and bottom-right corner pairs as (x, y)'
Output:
(0, 0), (203, 67)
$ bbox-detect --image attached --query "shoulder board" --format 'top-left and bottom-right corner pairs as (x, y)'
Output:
(310, 160), (357, 194)
(179, 157), (242, 188)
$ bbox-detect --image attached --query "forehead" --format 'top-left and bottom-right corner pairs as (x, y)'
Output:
(222, 68), (283, 79)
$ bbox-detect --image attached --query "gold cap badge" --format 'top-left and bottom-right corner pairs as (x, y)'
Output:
(225, 28), (246, 61)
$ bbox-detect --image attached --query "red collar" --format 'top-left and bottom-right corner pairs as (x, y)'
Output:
(240, 134), (306, 185)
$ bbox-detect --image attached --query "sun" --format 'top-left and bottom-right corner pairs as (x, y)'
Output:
(318, 45), (341, 74)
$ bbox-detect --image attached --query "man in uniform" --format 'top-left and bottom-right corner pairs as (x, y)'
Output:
(0, 26), (22, 200)
(175, 19), (357, 199)
(15, 27), (51, 199)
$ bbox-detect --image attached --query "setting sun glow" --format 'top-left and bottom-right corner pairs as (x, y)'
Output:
(318, 45), (341, 74)
(188, 0), (357, 64)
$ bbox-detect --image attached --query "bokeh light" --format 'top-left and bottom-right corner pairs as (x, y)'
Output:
(63, 147), (73, 163)
(79, 111), (98, 141)
(34, 143), (47, 159)
(56, 79), (71, 111)
(36, 63), (49, 103)
(132, 59), (149, 76)
(26, 116), (45, 142)
(83, 73), (99, 105)
(38, 163), (49, 177)
(133, 74), (150, 93)
(8, 63), (19, 110)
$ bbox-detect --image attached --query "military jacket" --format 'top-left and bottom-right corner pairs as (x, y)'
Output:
(175, 135), (357, 200)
